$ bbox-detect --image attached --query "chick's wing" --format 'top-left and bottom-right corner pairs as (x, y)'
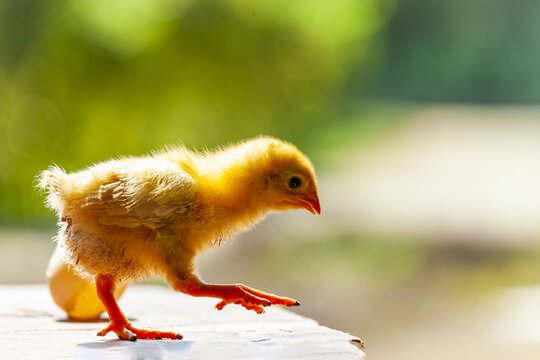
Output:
(80, 162), (196, 229)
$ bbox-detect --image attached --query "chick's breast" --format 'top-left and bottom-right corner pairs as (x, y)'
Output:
(57, 157), (197, 280)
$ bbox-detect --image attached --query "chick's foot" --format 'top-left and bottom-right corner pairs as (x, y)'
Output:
(240, 285), (300, 307)
(97, 321), (182, 341)
(209, 285), (268, 314)
(179, 280), (299, 314)
(212, 284), (299, 313)
(95, 275), (181, 341)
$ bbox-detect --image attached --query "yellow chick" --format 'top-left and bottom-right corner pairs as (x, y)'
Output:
(39, 136), (320, 341)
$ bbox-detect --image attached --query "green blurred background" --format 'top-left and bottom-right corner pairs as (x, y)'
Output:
(2, 1), (540, 359)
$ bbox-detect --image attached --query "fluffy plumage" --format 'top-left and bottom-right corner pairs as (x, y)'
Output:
(39, 136), (320, 341)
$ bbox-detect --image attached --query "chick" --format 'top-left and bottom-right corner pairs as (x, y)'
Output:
(39, 136), (320, 341)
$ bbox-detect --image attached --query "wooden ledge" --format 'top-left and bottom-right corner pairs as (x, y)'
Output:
(0, 285), (365, 359)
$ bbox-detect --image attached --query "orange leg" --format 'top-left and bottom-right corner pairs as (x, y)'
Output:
(179, 279), (300, 314)
(95, 275), (182, 341)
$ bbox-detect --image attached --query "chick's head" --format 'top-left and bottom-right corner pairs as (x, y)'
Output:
(255, 138), (320, 216)
(266, 166), (320, 216)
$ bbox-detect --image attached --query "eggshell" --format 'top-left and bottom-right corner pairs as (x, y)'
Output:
(46, 247), (127, 320)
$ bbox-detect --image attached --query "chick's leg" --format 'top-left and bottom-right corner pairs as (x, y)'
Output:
(95, 275), (182, 341)
(172, 277), (299, 314)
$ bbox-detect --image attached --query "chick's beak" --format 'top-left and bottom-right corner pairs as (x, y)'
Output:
(298, 191), (321, 216)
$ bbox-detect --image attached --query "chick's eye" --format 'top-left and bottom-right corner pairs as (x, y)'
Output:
(289, 176), (302, 189)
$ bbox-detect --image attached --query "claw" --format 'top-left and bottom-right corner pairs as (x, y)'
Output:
(121, 329), (137, 342)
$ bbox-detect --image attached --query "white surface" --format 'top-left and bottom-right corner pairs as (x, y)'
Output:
(0, 285), (364, 359)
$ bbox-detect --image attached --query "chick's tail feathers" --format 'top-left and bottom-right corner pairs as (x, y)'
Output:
(38, 166), (69, 213)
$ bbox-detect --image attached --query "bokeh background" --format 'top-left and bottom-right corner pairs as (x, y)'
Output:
(2, 0), (540, 359)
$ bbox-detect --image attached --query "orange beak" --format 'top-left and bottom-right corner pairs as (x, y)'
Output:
(297, 190), (321, 216)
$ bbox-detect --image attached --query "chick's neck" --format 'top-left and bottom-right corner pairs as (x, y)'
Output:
(195, 153), (272, 227)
